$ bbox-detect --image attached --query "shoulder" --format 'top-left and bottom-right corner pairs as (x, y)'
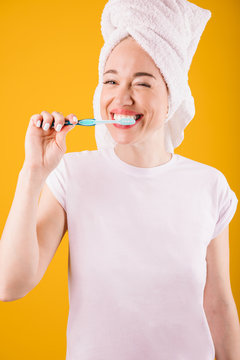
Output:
(62, 149), (107, 177)
(175, 153), (225, 185)
(178, 155), (238, 228)
(62, 149), (102, 165)
(64, 149), (102, 160)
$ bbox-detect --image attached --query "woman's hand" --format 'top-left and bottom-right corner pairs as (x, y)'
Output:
(23, 111), (78, 177)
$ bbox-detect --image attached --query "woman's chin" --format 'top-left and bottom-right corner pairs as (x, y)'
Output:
(109, 133), (137, 145)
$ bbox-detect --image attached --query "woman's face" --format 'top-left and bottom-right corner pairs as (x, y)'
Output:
(100, 36), (169, 146)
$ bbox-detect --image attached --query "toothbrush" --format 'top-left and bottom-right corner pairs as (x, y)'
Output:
(46, 118), (136, 127)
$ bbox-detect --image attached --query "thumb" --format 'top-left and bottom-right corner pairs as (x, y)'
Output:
(55, 123), (76, 147)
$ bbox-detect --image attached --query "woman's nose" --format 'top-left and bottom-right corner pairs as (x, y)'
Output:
(114, 86), (134, 105)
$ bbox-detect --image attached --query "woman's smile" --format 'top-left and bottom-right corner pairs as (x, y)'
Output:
(110, 112), (144, 129)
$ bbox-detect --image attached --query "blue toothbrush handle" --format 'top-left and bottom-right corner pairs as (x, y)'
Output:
(49, 119), (96, 127)
(42, 117), (135, 128)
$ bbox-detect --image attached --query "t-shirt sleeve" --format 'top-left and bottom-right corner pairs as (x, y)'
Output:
(45, 155), (67, 211)
(211, 171), (238, 239)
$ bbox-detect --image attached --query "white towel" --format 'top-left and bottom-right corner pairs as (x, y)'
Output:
(93, 0), (211, 153)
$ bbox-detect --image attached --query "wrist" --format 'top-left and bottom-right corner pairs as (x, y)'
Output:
(20, 163), (48, 187)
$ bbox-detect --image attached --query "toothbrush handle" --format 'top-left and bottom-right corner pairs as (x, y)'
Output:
(49, 119), (95, 127)
(49, 119), (117, 127)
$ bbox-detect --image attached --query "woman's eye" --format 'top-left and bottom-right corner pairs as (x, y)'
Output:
(102, 80), (151, 88)
(103, 80), (116, 85)
(137, 83), (151, 88)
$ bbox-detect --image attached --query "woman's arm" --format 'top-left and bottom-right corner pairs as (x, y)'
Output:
(0, 111), (75, 301)
(203, 225), (240, 360)
(0, 166), (44, 300)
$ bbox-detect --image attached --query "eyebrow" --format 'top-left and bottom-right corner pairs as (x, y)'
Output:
(103, 69), (156, 80)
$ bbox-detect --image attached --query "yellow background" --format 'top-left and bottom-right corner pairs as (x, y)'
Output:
(0, 0), (239, 359)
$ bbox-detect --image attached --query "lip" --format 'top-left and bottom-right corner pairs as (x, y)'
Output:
(110, 108), (143, 116)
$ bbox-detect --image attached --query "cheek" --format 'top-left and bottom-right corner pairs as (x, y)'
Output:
(101, 86), (112, 99)
(100, 90), (105, 105)
(152, 92), (168, 113)
(100, 89), (112, 109)
(100, 91), (107, 111)
(100, 91), (112, 120)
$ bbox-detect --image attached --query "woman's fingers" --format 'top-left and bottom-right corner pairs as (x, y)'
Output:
(25, 111), (78, 175)
(56, 114), (78, 138)
(30, 112), (78, 132)
(65, 114), (78, 125)
(30, 113), (43, 127)
(51, 111), (65, 132)
(40, 111), (54, 131)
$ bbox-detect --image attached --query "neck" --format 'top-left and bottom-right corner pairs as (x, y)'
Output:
(114, 144), (172, 168)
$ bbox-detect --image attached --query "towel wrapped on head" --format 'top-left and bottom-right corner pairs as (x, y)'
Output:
(93, 0), (212, 153)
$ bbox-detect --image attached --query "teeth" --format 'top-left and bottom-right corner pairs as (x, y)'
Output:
(113, 113), (138, 120)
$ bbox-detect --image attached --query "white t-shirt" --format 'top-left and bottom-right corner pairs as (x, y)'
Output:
(45, 147), (238, 360)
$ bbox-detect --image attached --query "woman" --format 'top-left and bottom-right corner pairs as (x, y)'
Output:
(0, 0), (239, 359)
